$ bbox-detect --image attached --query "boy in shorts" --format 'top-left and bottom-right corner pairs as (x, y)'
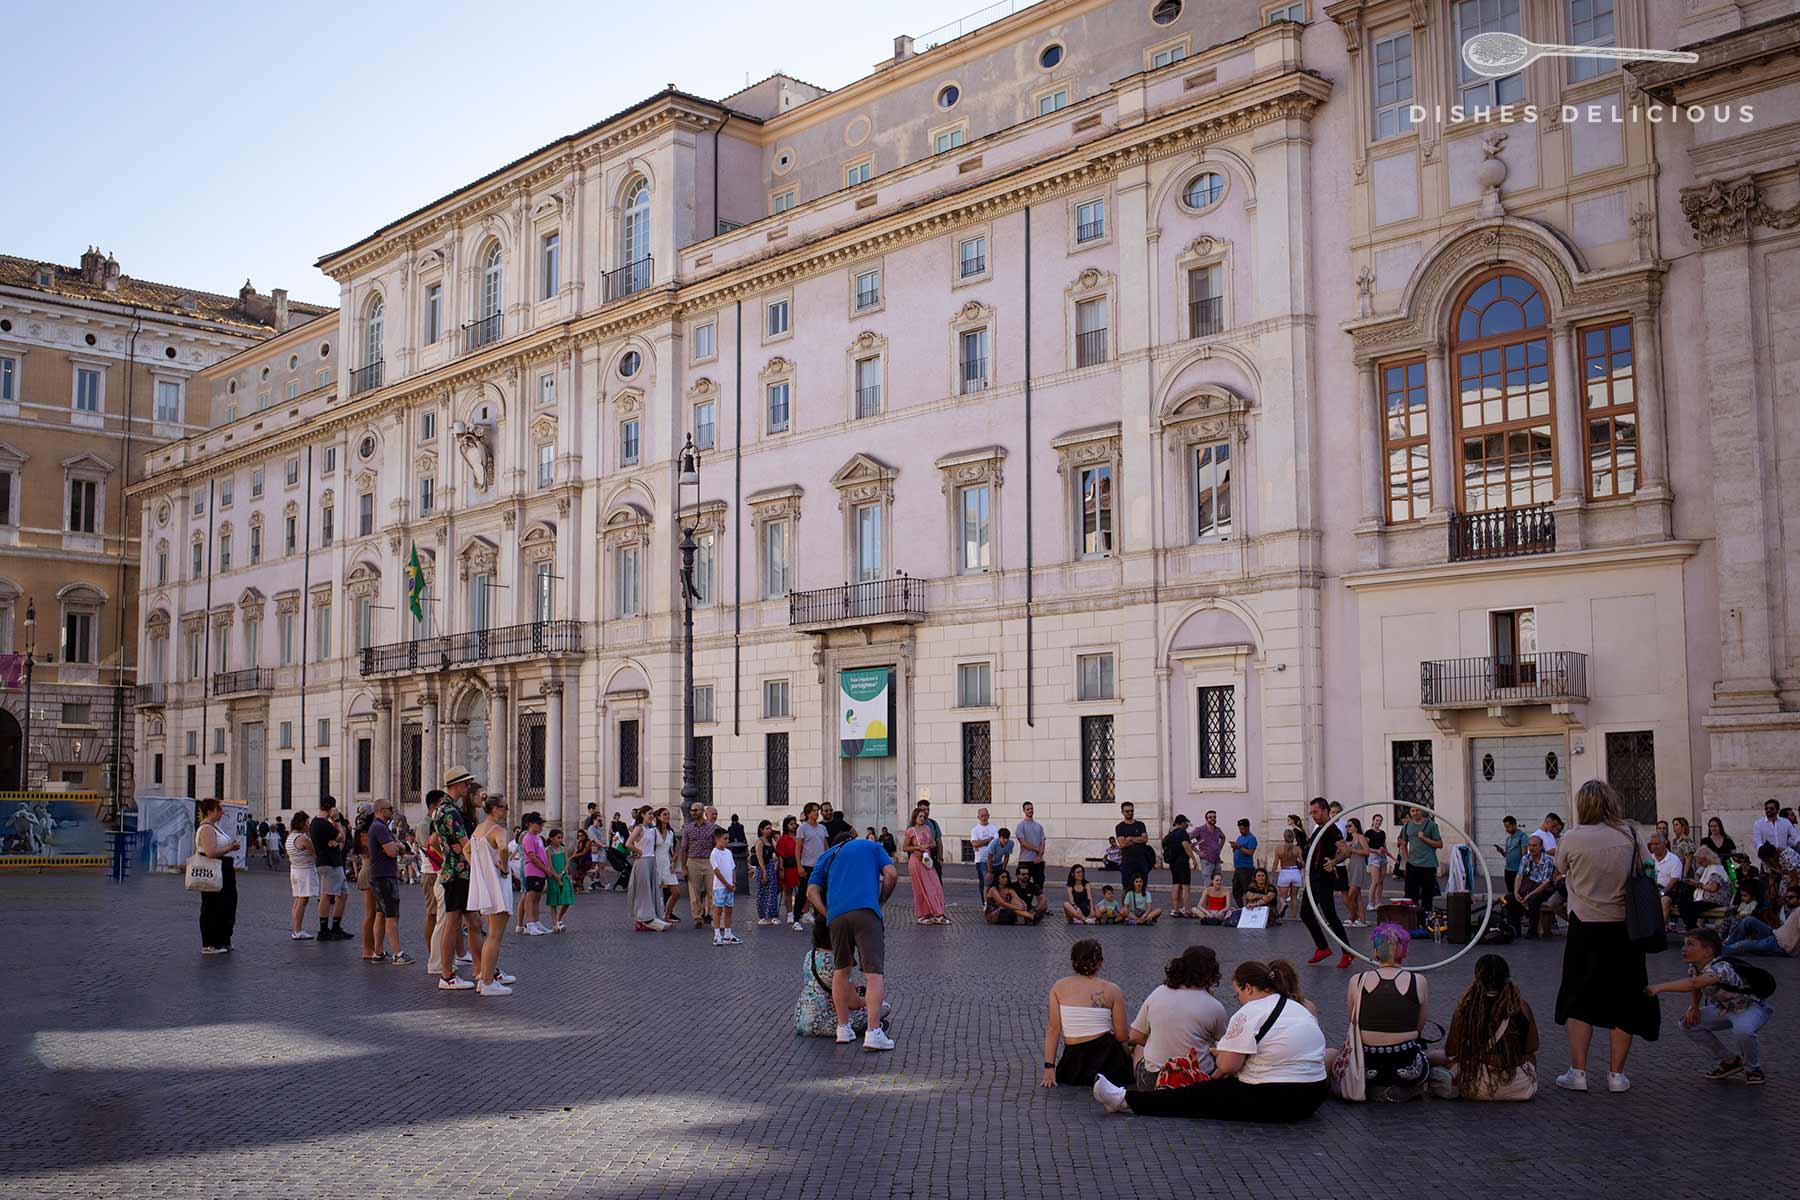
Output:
(710, 827), (741, 946)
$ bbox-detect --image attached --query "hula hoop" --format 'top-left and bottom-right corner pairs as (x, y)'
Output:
(1299, 800), (1496, 972)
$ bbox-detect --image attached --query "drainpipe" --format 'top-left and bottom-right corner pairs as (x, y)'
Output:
(713, 112), (729, 239)
(112, 307), (141, 822)
(200, 479), (215, 787)
(733, 300), (742, 734)
(1023, 207), (1035, 729)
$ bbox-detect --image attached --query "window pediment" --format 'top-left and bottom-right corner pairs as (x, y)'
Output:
(831, 453), (896, 510)
(748, 484), (802, 524)
(1052, 423), (1122, 468)
(237, 588), (266, 614)
(935, 445), (1006, 494)
(457, 537), (498, 580)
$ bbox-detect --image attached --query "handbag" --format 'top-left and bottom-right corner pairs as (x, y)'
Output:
(1329, 974), (1368, 1101)
(1621, 823), (1668, 952)
(185, 828), (224, 893)
(1154, 1047), (1211, 1089)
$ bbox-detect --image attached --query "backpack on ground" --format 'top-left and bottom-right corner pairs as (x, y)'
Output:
(1716, 956), (1778, 1000)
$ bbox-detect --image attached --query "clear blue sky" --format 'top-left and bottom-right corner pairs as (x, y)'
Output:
(4, 0), (980, 308)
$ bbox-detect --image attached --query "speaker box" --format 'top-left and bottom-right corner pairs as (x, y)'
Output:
(1445, 891), (1473, 944)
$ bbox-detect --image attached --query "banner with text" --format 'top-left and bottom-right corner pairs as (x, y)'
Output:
(838, 668), (894, 759)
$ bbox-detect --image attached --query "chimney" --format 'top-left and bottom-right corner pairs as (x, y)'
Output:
(240, 278), (257, 306)
(102, 252), (120, 292)
(893, 34), (915, 63)
(272, 288), (290, 331)
(80, 246), (105, 284)
(237, 279), (274, 323)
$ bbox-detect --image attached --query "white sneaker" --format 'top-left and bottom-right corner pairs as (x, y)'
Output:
(438, 976), (476, 991)
(648, 919), (670, 932)
(494, 968), (517, 985)
(525, 925), (546, 937)
(713, 933), (724, 946)
(835, 1024), (856, 1045)
(791, 921), (804, 931)
(477, 980), (513, 996)
(1555, 1068), (1589, 1092)
(723, 933), (743, 944)
(454, 953), (473, 965)
(1093, 1076), (1129, 1113)
(290, 930), (315, 940)
(863, 1028), (895, 1052)
(1607, 1072), (1631, 1093)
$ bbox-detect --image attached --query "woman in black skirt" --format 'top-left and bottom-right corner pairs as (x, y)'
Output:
(1553, 780), (1659, 1093)
(1041, 940), (1132, 1088)
(196, 798), (240, 954)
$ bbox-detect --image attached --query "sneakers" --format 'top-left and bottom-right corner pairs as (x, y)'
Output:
(722, 933), (743, 945)
(1704, 1058), (1745, 1081)
(791, 920), (804, 931)
(1555, 1068), (1589, 1092)
(553, 922), (566, 933)
(524, 924), (547, 936)
(438, 976), (476, 991)
(477, 980), (513, 997)
(389, 952), (416, 966)
(200, 947), (227, 955)
(1092, 1076), (1129, 1114)
(1606, 1072), (1631, 1093)
(1744, 1067), (1766, 1085)
(454, 952), (474, 965)
(1307, 949), (1332, 965)
(713, 932), (724, 946)
(648, 919), (670, 932)
(1336, 953), (1354, 969)
(290, 930), (315, 940)
(494, 968), (517, 985)
(863, 1028), (895, 1052)
(835, 1024), (857, 1045)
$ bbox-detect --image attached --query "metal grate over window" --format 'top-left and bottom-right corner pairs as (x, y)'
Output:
(518, 711), (547, 802)
(1605, 730), (1657, 825)
(962, 721), (992, 807)
(765, 732), (789, 806)
(1196, 685), (1236, 778)
(1081, 715), (1115, 804)
(1392, 739), (1434, 824)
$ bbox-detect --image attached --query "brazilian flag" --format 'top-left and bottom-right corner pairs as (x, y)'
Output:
(406, 545), (427, 622)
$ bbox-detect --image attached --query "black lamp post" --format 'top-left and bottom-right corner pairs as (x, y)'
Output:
(677, 434), (700, 814)
(21, 598), (35, 792)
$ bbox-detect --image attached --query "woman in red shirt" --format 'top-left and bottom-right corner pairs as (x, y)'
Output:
(775, 815), (801, 923)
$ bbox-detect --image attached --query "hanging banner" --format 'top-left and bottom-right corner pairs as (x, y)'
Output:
(838, 667), (894, 759)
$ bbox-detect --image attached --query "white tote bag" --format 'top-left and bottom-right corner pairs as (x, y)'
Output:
(1237, 905), (1270, 930)
(185, 825), (224, 892)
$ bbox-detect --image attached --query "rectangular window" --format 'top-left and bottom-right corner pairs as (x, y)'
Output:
(957, 662), (993, 708)
(770, 189), (797, 215)
(155, 380), (180, 423)
(766, 381), (791, 433)
(1604, 729), (1657, 823)
(155, 545), (167, 583)
(323, 447), (336, 474)
(754, 728), (790, 811)
(763, 678), (790, 718)
(1265, 0), (1305, 21)
(286, 457), (300, 486)
(426, 284), (443, 344)
(61, 702), (92, 725)
(186, 730), (198, 757)
(844, 159), (872, 187)
(1078, 464), (1113, 556)
(0, 356), (14, 401)
(959, 328), (989, 394)
(186, 629), (203, 678)
(318, 757), (331, 799)
(315, 602), (332, 660)
(214, 727), (226, 756)
(278, 612), (295, 666)
(1038, 88), (1070, 116)
(419, 476), (435, 514)
(256, 392), (270, 411)
(619, 419), (639, 467)
(616, 546), (640, 616)
(962, 721), (993, 807)
(1380, 357), (1430, 523)
(934, 127), (964, 154)
(356, 737), (373, 793)
(469, 574), (493, 633)
(154, 753), (164, 786)
(1391, 739), (1434, 822)
(1372, 32), (1415, 140)
(284, 515), (297, 554)
(538, 373), (556, 408)
(279, 758), (293, 808)
(215, 629), (229, 673)
(75, 368), (100, 412)
(1455, 0), (1524, 108)
(959, 483), (991, 572)
(1075, 297), (1109, 367)
(854, 269), (881, 311)
(766, 298), (790, 337)
(1490, 607), (1538, 687)
(354, 597), (373, 652)
(218, 532), (232, 570)
(693, 321), (715, 361)
(1568, 0), (1617, 81)
(1077, 652), (1116, 701)
(541, 232), (560, 299)
(1080, 715), (1115, 804)
(1151, 44), (1187, 68)
(194, 491), (206, 517)
(1192, 441), (1233, 540)
(62, 612), (93, 663)
(420, 410), (436, 440)
(287, 382), (298, 401)
(321, 505), (334, 547)
(317, 718), (331, 749)
(1075, 199), (1106, 243)
(694, 400), (716, 451)
(192, 541), (204, 578)
(250, 524), (263, 564)
(1196, 685), (1237, 777)
(618, 719), (640, 789)
(532, 562), (553, 622)
(225, 404), (239, 423)
(279, 720), (293, 750)
(220, 479), (234, 509)
(959, 236), (987, 278)
(358, 492), (373, 538)
(537, 443), (554, 488)
(693, 684), (716, 725)
(318, 368), (330, 389)
(1580, 320), (1637, 500)
(763, 521), (789, 598)
(251, 466), (264, 497)
(68, 479), (98, 532)
(243, 618), (259, 667)
(854, 357), (881, 419)
(855, 502), (883, 582)
(694, 531), (716, 607)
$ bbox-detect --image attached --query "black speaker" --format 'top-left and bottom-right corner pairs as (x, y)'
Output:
(1446, 891), (1473, 944)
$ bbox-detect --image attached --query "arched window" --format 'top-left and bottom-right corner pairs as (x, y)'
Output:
(1451, 270), (1553, 513)
(479, 242), (503, 320)
(622, 178), (650, 266)
(364, 297), (384, 366)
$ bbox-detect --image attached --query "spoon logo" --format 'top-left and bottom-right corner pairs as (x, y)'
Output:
(1460, 30), (1697, 79)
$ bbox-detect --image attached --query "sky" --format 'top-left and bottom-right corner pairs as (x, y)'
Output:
(3, 0), (991, 309)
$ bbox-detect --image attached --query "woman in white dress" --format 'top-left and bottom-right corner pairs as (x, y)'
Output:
(625, 807), (669, 931)
(467, 794), (515, 996)
(286, 812), (318, 941)
(650, 808), (680, 923)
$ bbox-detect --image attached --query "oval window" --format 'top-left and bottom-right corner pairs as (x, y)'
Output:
(359, 435), (376, 460)
(228, 380), (238, 395)
(1039, 44), (1064, 69)
(937, 84), (960, 109)
(289, 354), (299, 369)
(320, 342), (331, 358)
(166, 347), (179, 359)
(619, 350), (642, 378)
(1184, 171), (1224, 209)
(1152, 0), (1182, 24)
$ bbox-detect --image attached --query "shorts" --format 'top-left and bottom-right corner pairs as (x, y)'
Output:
(318, 865), (348, 896)
(371, 876), (401, 918)
(421, 872), (440, 923)
(829, 908), (886, 976)
(524, 875), (546, 894)
(1277, 867), (1302, 888)
(712, 886), (735, 909)
(441, 877), (471, 914)
(290, 867), (319, 898)
(1168, 859), (1192, 886)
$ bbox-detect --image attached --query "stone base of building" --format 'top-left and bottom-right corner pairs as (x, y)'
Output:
(1702, 709), (1800, 841)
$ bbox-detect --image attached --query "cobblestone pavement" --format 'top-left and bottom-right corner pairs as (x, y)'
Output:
(2, 867), (1795, 1199)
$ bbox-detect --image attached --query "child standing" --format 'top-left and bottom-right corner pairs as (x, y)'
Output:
(544, 828), (575, 932)
(1094, 885), (1122, 925)
(710, 827), (741, 946)
(1647, 927), (1774, 1085)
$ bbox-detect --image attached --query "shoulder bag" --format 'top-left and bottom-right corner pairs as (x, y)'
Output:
(185, 826), (224, 893)
(1621, 823), (1668, 952)
(1329, 975), (1368, 1101)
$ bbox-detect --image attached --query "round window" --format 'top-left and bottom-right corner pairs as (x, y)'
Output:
(1039, 44), (1064, 69)
(619, 350), (642, 378)
(85, 333), (97, 346)
(261, 367), (270, 380)
(1152, 0), (1182, 24)
(359, 435), (376, 460)
(0, 319), (10, 333)
(320, 342), (330, 358)
(289, 354), (299, 369)
(1184, 171), (1224, 209)
(228, 380), (238, 395)
(166, 346), (178, 359)
(937, 84), (960, 109)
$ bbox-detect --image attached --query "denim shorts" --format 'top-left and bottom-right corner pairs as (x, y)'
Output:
(712, 886), (735, 909)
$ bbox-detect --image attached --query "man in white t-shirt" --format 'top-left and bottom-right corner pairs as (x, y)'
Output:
(1535, 815), (1560, 855)
(1648, 832), (1683, 926)
(968, 808), (998, 909)
(1753, 798), (1798, 853)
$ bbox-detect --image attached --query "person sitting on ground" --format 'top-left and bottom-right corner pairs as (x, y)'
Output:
(1242, 868), (1279, 923)
(1647, 928), (1774, 1086)
(1723, 885), (1800, 958)
(1064, 864), (1096, 924)
(1123, 874), (1163, 925)
(1269, 960), (1322, 1022)
(1197, 872), (1236, 925)
(1013, 866), (1050, 921)
(1102, 837), (1122, 873)
(1329, 923), (1430, 1102)
(1129, 946), (1228, 1089)
(1429, 953), (1539, 1100)
(793, 916), (884, 1038)
(1671, 845), (1732, 931)
(1041, 939), (1131, 1088)
(985, 869), (1038, 925)
(1094, 885), (1122, 925)
(1092, 960), (1329, 1123)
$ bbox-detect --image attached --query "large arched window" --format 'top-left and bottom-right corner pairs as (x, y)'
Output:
(1451, 270), (1553, 513)
(621, 177), (650, 266)
(479, 242), (503, 320)
(363, 296), (384, 367)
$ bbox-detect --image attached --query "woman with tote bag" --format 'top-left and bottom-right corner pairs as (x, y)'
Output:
(193, 799), (240, 954)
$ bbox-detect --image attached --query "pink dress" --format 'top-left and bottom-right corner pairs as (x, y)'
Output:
(906, 824), (946, 920)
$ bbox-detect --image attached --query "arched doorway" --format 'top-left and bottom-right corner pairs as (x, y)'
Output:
(0, 708), (19, 792)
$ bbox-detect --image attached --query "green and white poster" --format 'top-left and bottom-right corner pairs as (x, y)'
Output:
(838, 667), (894, 758)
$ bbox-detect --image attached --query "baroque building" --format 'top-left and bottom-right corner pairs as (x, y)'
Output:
(132, 0), (1799, 864)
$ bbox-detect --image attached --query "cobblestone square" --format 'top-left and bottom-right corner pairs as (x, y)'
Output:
(2, 868), (1794, 1199)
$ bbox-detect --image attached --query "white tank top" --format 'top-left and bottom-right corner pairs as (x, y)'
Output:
(287, 831), (316, 869)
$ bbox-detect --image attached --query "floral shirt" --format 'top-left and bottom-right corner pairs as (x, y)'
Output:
(1518, 853), (1555, 889)
(432, 802), (470, 883)
(1699, 958), (1758, 1014)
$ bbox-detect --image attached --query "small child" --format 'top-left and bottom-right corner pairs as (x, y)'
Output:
(1094, 885), (1122, 924)
(1647, 927), (1774, 1085)
(710, 827), (741, 946)
(544, 828), (575, 933)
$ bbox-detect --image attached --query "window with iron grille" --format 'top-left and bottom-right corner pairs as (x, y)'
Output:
(962, 721), (992, 807)
(766, 731), (790, 805)
(618, 719), (640, 789)
(401, 722), (421, 806)
(279, 759), (292, 809)
(1196, 685), (1236, 778)
(1391, 739), (1434, 823)
(695, 735), (714, 804)
(519, 711), (547, 801)
(1080, 715), (1115, 804)
(1605, 730), (1656, 825)
(356, 737), (372, 793)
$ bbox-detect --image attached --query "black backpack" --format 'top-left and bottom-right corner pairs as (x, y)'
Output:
(1715, 956), (1778, 1000)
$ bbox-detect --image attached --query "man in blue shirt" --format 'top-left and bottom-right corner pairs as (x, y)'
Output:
(806, 831), (899, 1052)
(1231, 818), (1258, 904)
(1497, 815), (1528, 898)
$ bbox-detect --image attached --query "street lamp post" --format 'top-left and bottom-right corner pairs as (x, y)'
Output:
(677, 435), (700, 814)
(21, 598), (35, 792)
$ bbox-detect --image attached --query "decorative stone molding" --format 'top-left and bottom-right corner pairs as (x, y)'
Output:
(1073, 266), (1107, 292)
(1354, 266), (1375, 318)
(521, 522), (558, 563)
(954, 300), (993, 324)
(247, 511), (264, 529)
(354, 469), (377, 493)
(415, 451), (438, 476)
(555, 496), (571, 518)
(1052, 423), (1123, 469)
(458, 536), (499, 580)
(237, 588), (266, 616)
(529, 414), (557, 443)
(209, 605), (234, 629)
(687, 376), (717, 399)
(747, 484), (803, 525)
(145, 609), (171, 637)
(1185, 235), (1226, 259)
(603, 503), (651, 548)
(678, 499), (728, 536)
(1680, 175), (1800, 247)
(540, 679), (564, 698)
(830, 453), (897, 511)
(320, 489), (336, 508)
(758, 357), (791, 380)
(614, 389), (643, 416)
(935, 445), (1007, 495)
(387, 531), (403, 554)
(454, 420), (494, 491)
(346, 562), (381, 599)
(273, 590), (302, 616)
(850, 329), (885, 353)
(181, 612), (206, 633)
(284, 500), (300, 519)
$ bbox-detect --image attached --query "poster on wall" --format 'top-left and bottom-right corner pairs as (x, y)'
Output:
(838, 668), (894, 758)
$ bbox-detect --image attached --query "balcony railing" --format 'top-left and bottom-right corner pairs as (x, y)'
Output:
(212, 668), (273, 696)
(855, 385), (882, 419)
(1076, 220), (1106, 243)
(1189, 296), (1224, 337)
(135, 682), (166, 706)
(462, 312), (503, 354)
(855, 287), (881, 311)
(1449, 503), (1555, 562)
(789, 575), (926, 629)
(960, 254), (986, 278)
(1420, 651), (1588, 708)
(603, 257), (653, 303)
(1076, 329), (1109, 368)
(348, 360), (383, 396)
(960, 358), (989, 395)
(359, 620), (582, 677)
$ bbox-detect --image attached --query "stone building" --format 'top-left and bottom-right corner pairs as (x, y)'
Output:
(132, 0), (1799, 866)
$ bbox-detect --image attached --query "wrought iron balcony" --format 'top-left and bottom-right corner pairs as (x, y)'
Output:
(359, 620), (582, 677)
(789, 575), (926, 630)
(1076, 329), (1109, 368)
(135, 682), (166, 707)
(1449, 503), (1555, 562)
(212, 668), (273, 696)
(603, 257), (653, 303)
(959, 358), (989, 395)
(1420, 652), (1588, 709)
(855, 385), (882, 419)
(1076, 220), (1106, 243)
(1189, 296), (1224, 337)
(348, 360), (384, 396)
(462, 312), (503, 354)
(959, 253), (986, 278)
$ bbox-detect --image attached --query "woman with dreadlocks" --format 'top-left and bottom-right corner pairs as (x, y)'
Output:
(1430, 954), (1540, 1100)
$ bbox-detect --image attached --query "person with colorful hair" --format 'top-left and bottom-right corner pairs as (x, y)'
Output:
(1327, 922), (1430, 1102)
